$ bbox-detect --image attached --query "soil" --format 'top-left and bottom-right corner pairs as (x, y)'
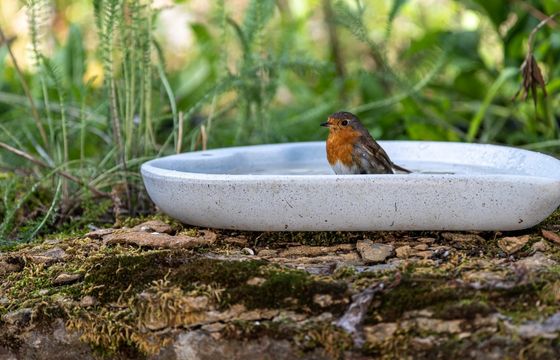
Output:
(1, 213), (560, 359)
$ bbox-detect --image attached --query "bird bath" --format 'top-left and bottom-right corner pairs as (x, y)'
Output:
(141, 141), (560, 231)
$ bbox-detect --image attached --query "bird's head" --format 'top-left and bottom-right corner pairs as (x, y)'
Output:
(320, 111), (365, 134)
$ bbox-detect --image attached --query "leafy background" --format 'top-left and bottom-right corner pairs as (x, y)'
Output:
(0, 0), (558, 243)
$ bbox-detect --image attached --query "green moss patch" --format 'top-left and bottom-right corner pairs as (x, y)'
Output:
(85, 253), (347, 313)
(228, 269), (348, 313)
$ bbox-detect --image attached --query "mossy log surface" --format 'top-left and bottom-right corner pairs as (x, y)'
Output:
(1, 213), (560, 359)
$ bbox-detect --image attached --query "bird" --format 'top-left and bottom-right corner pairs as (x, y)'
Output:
(321, 111), (410, 175)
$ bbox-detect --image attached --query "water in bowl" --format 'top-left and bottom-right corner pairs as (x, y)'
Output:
(225, 160), (524, 176)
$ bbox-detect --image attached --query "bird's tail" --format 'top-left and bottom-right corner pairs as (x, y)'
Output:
(392, 163), (411, 174)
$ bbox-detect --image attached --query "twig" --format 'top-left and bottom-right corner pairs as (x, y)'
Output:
(0, 141), (110, 198)
(0, 25), (48, 147)
(200, 124), (207, 151)
(527, 12), (559, 53)
(516, 1), (558, 28)
(176, 111), (184, 154)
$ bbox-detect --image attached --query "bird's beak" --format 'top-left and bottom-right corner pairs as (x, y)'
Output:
(320, 121), (331, 127)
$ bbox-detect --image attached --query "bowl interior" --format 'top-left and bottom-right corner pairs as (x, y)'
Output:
(145, 141), (560, 178)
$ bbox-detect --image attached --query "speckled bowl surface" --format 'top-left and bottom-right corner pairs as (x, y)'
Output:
(141, 141), (560, 231)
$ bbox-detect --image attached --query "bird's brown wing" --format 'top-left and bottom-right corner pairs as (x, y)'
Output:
(353, 135), (411, 174)
(391, 162), (411, 174)
(352, 135), (395, 174)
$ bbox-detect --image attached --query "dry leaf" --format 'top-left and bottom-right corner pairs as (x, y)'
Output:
(542, 229), (560, 246)
(103, 230), (216, 249)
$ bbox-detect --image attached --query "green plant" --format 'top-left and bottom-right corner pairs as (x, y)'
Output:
(0, 0), (559, 242)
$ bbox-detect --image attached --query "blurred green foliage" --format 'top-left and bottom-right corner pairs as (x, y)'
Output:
(0, 0), (559, 241)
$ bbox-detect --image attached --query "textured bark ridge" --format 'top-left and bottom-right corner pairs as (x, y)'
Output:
(1, 217), (560, 359)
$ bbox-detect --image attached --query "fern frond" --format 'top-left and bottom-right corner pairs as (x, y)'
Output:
(41, 57), (69, 166)
(27, 0), (52, 67)
(242, 0), (275, 50)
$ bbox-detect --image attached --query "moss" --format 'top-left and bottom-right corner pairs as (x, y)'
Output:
(540, 280), (560, 306)
(434, 299), (493, 320)
(370, 274), (472, 322)
(490, 280), (554, 321)
(84, 250), (183, 303)
(370, 271), (560, 326)
(30, 303), (67, 328)
(85, 251), (268, 304)
(538, 208), (560, 229)
(223, 319), (296, 341)
(246, 231), (363, 247)
(7, 265), (58, 304)
(171, 258), (267, 290)
(333, 265), (357, 280)
(2, 211), (560, 358)
(295, 323), (352, 359)
(228, 269), (348, 313)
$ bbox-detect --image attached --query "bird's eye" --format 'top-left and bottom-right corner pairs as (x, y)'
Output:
(341, 120), (348, 126)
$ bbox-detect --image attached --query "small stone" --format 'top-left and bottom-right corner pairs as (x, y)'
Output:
(442, 233), (485, 242)
(241, 248), (255, 255)
(403, 309), (434, 319)
(514, 252), (557, 271)
(28, 247), (67, 265)
(257, 249), (278, 257)
(209, 332), (222, 340)
(356, 240), (394, 263)
(356, 262), (400, 274)
(532, 240), (550, 252)
(410, 336), (437, 349)
(395, 245), (412, 259)
(2, 308), (32, 326)
(80, 295), (97, 307)
(314, 312), (334, 322)
(414, 251), (433, 259)
(417, 237), (436, 244)
(432, 247), (451, 259)
(238, 309), (279, 321)
(201, 322), (226, 333)
(513, 312), (560, 339)
(43, 239), (61, 245)
(313, 294), (333, 308)
(415, 318), (463, 334)
(273, 311), (307, 323)
(83, 228), (115, 239)
(279, 244), (354, 257)
(364, 323), (398, 345)
(133, 220), (174, 234)
(38, 289), (49, 296)
(223, 236), (248, 247)
(413, 244), (429, 251)
(498, 235), (529, 254)
(417, 259), (436, 266)
(53, 273), (82, 286)
(185, 296), (209, 311)
(246, 277), (266, 286)
(473, 313), (501, 328)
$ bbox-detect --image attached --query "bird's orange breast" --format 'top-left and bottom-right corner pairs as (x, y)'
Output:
(326, 128), (361, 166)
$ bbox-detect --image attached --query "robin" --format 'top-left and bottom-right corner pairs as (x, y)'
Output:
(321, 111), (410, 174)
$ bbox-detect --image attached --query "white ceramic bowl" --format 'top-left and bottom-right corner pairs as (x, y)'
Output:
(141, 141), (560, 231)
